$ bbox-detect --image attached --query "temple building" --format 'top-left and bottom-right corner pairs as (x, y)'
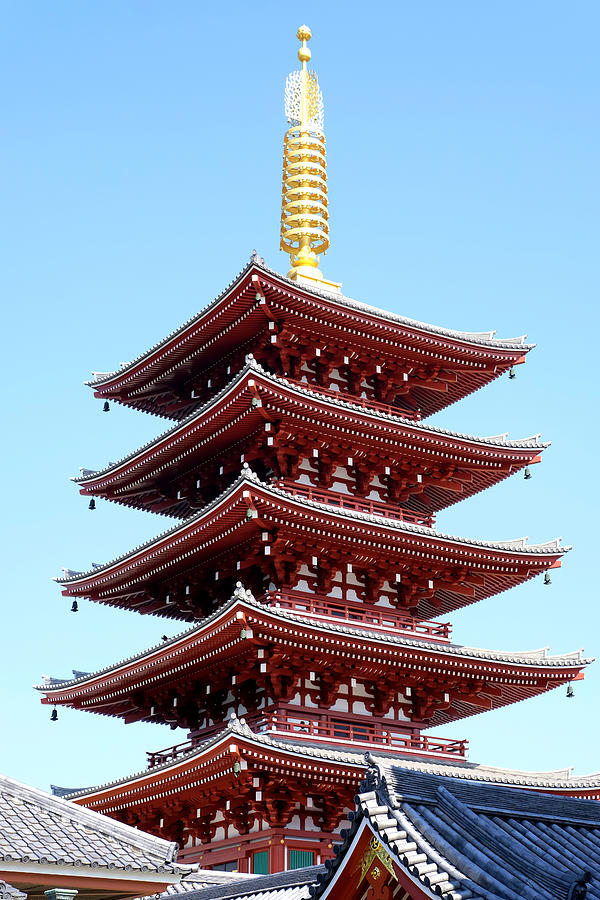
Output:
(172, 759), (600, 900)
(39, 26), (596, 876)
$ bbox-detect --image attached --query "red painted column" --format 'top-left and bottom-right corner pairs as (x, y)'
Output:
(270, 831), (285, 872)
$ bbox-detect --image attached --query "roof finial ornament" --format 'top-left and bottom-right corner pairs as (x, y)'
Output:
(361, 751), (391, 800)
(280, 27), (340, 292)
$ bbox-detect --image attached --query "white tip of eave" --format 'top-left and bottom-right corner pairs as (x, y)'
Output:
(529, 537), (563, 551)
(485, 432), (509, 443)
(517, 433), (544, 444)
(493, 536), (528, 549)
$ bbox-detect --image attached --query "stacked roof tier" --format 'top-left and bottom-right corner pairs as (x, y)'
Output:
(58, 468), (565, 620)
(40, 584), (588, 737)
(75, 359), (546, 520)
(46, 260), (584, 871)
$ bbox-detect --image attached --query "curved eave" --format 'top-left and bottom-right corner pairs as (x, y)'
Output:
(56, 473), (569, 618)
(74, 361), (549, 516)
(87, 263), (258, 395)
(37, 590), (590, 729)
(64, 721), (366, 812)
(87, 261), (533, 415)
(63, 721), (600, 813)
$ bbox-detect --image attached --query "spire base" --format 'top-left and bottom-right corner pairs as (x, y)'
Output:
(288, 268), (342, 294)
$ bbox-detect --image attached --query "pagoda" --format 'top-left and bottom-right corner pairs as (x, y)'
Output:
(39, 26), (593, 876)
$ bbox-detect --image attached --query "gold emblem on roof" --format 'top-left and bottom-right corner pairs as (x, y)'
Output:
(358, 836), (397, 885)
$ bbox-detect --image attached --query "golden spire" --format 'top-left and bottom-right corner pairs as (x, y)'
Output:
(280, 26), (336, 288)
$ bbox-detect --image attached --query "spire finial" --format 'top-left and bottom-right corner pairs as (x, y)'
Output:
(280, 26), (334, 287)
(297, 25), (312, 71)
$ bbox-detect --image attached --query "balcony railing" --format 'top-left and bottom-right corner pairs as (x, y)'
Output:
(276, 480), (434, 528)
(285, 379), (422, 422)
(147, 736), (204, 768)
(256, 711), (467, 758)
(262, 589), (451, 641)
(146, 712), (466, 768)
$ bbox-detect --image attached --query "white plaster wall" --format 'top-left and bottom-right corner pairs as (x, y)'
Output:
(294, 579), (311, 592)
(332, 481), (350, 493)
(352, 683), (369, 698)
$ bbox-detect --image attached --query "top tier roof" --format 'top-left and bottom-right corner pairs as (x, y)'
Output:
(87, 258), (532, 420)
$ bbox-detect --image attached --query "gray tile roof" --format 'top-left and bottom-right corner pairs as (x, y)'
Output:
(0, 883), (26, 900)
(311, 760), (600, 900)
(87, 258), (532, 389)
(159, 866), (322, 900)
(36, 583), (591, 695)
(0, 773), (192, 876)
(138, 871), (263, 898)
(75, 357), (547, 487)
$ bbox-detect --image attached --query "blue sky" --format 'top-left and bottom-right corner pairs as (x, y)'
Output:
(1, 1), (599, 791)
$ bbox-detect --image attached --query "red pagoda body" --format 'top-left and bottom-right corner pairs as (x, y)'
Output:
(39, 29), (595, 878)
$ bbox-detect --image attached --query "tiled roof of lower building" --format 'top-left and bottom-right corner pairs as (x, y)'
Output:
(139, 871), (267, 898)
(162, 866), (322, 900)
(0, 773), (192, 876)
(311, 758), (600, 900)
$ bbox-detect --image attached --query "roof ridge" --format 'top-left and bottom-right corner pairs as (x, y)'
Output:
(86, 260), (256, 387)
(255, 259), (533, 349)
(36, 584), (257, 689)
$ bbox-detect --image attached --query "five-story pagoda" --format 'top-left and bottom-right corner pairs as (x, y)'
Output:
(39, 27), (592, 876)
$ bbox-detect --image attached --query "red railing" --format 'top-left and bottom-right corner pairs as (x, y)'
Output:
(262, 589), (451, 641)
(276, 480), (435, 528)
(146, 712), (467, 768)
(285, 379), (422, 422)
(256, 712), (467, 758)
(147, 737), (205, 768)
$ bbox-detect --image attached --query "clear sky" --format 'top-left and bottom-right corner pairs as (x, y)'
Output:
(1, 1), (599, 792)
